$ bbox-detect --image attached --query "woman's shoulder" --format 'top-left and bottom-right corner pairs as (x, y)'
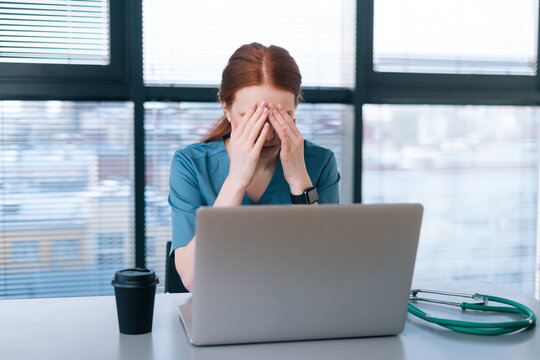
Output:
(303, 139), (335, 161)
(173, 139), (226, 161)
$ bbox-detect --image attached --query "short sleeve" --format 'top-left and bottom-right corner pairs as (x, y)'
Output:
(316, 151), (341, 204)
(168, 150), (203, 255)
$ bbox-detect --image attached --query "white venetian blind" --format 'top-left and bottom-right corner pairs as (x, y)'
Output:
(363, 104), (539, 297)
(0, 0), (110, 65)
(373, 0), (539, 75)
(142, 0), (356, 87)
(0, 101), (134, 299)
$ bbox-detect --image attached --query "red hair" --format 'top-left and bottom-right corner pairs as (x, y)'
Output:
(201, 43), (303, 143)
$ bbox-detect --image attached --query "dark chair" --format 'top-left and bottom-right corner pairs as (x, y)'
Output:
(165, 241), (189, 293)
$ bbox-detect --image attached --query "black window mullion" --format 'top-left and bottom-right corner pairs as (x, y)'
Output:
(0, 82), (129, 101)
(145, 86), (219, 103)
(145, 86), (353, 104)
(537, 1), (540, 92)
(127, 0), (145, 269)
(354, 0), (374, 203)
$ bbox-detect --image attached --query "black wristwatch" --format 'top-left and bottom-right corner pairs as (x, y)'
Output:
(290, 186), (318, 205)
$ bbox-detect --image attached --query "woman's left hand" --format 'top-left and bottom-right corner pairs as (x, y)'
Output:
(268, 103), (313, 194)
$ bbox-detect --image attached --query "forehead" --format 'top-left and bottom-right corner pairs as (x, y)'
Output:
(232, 85), (295, 110)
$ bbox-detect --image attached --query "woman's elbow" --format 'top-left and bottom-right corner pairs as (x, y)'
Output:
(174, 248), (194, 292)
(181, 276), (193, 293)
(180, 269), (193, 293)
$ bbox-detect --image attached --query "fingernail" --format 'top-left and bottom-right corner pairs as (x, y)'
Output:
(263, 107), (268, 114)
(269, 109), (273, 116)
(277, 104), (283, 111)
(260, 100), (266, 107)
(270, 103), (275, 110)
(264, 123), (269, 129)
(251, 102), (256, 109)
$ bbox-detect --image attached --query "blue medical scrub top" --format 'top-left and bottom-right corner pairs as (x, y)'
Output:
(168, 137), (340, 254)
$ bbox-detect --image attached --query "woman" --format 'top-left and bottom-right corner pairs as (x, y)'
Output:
(169, 42), (340, 292)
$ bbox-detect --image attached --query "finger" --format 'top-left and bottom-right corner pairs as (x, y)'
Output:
(242, 101), (266, 138)
(269, 104), (284, 128)
(253, 123), (270, 153)
(247, 107), (269, 145)
(271, 107), (297, 142)
(280, 126), (290, 155)
(230, 120), (237, 137)
(235, 102), (258, 136)
(276, 104), (301, 137)
(268, 109), (287, 143)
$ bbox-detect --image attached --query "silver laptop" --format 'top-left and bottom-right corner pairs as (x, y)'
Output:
(178, 203), (423, 346)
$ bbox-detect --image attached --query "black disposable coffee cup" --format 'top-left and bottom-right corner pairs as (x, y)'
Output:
(111, 268), (159, 335)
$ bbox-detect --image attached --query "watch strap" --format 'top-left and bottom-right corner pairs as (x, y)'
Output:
(290, 186), (318, 204)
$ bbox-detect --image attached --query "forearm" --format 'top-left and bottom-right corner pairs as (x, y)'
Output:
(213, 176), (246, 207)
(175, 237), (195, 292)
(289, 177), (313, 195)
(175, 176), (246, 292)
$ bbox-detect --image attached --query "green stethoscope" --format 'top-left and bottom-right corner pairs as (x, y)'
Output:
(408, 289), (536, 335)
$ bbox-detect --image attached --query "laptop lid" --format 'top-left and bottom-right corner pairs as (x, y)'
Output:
(185, 203), (423, 346)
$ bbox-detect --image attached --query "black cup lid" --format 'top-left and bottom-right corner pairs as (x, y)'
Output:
(111, 268), (159, 288)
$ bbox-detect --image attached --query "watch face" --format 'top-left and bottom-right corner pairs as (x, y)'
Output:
(306, 187), (318, 204)
(291, 187), (318, 204)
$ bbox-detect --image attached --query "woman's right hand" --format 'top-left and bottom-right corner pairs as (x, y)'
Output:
(226, 101), (270, 190)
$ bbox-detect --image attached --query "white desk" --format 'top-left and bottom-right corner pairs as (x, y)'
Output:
(1, 281), (539, 360)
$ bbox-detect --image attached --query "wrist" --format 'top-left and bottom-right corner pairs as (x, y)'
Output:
(290, 186), (318, 205)
(289, 177), (313, 195)
(214, 176), (246, 207)
(223, 176), (247, 195)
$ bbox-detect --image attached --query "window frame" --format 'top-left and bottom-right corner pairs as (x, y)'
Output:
(0, 0), (128, 100)
(0, 1), (126, 81)
(361, 1), (540, 105)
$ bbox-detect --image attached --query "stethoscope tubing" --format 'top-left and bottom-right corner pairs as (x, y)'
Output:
(408, 293), (536, 335)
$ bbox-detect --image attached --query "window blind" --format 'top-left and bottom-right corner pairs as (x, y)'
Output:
(373, 0), (539, 75)
(142, 0), (356, 87)
(0, 101), (134, 299)
(0, 0), (110, 65)
(144, 102), (354, 292)
(363, 104), (539, 297)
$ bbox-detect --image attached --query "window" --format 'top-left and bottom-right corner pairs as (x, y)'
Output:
(2, 2), (539, 301)
(10, 241), (39, 263)
(97, 233), (126, 265)
(0, 0), (110, 65)
(52, 239), (80, 264)
(143, 0), (356, 87)
(363, 104), (539, 296)
(373, 0), (539, 75)
(0, 101), (134, 299)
